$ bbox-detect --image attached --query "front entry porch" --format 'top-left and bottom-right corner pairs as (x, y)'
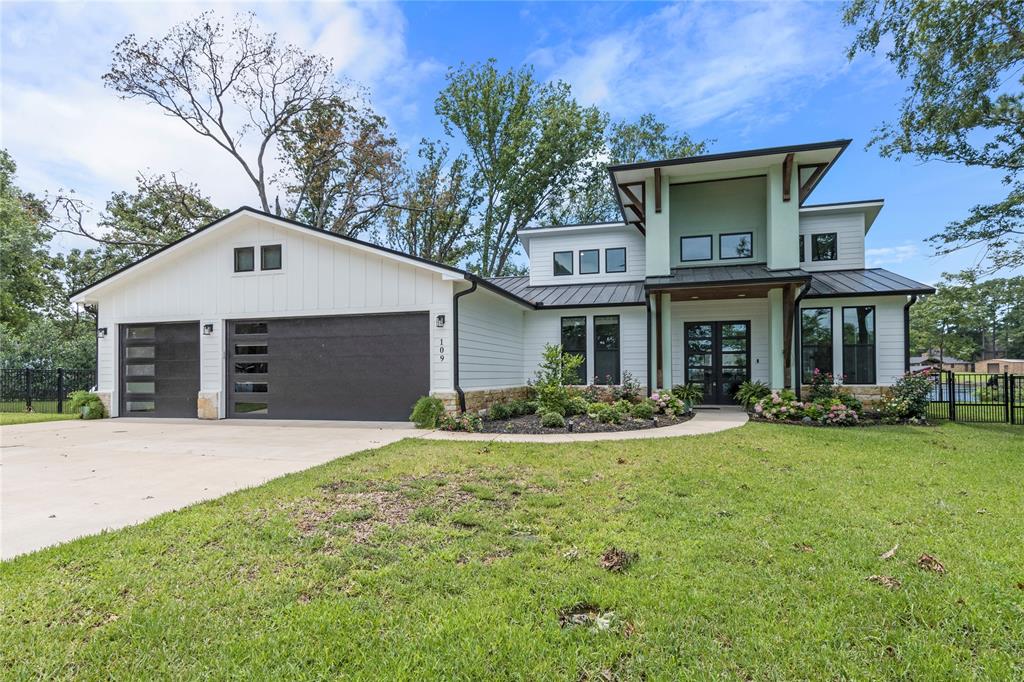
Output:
(647, 271), (809, 401)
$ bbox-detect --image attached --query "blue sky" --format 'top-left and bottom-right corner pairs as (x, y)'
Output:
(1, 1), (1007, 282)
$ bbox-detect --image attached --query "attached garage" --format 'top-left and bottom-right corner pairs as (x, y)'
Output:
(120, 322), (200, 417)
(225, 312), (430, 420)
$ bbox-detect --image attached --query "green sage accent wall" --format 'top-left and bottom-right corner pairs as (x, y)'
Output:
(669, 176), (767, 267)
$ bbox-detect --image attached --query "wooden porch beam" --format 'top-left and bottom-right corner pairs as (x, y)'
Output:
(618, 183), (645, 218)
(654, 167), (662, 213)
(782, 153), (794, 202)
(798, 163), (828, 203)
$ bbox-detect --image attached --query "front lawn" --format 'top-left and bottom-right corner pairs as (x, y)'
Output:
(0, 412), (79, 426)
(2, 423), (1022, 679)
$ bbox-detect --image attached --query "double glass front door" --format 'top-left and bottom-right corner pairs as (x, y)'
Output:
(684, 321), (751, 404)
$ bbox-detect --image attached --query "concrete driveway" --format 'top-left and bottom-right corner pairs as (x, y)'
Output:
(0, 418), (414, 559)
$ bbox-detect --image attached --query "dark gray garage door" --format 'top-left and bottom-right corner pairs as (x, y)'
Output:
(120, 322), (200, 417)
(226, 313), (429, 420)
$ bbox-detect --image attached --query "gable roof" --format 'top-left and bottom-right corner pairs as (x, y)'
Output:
(69, 207), (533, 308)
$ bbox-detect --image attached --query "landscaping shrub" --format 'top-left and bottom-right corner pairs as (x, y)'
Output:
(752, 391), (805, 421)
(487, 402), (512, 421)
(670, 383), (704, 408)
(565, 395), (590, 417)
(630, 400), (655, 420)
(438, 412), (482, 432)
(530, 344), (584, 417)
(754, 390), (861, 425)
(878, 371), (934, 422)
(611, 371), (644, 403)
(536, 384), (571, 416)
(540, 411), (566, 428)
(650, 391), (687, 416)
(523, 400), (539, 415)
(736, 380), (771, 408)
(67, 391), (105, 420)
(807, 369), (845, 402)
(587, 402), (623, 424)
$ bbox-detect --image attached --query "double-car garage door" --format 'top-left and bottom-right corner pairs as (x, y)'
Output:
(121, 313), (429, 420)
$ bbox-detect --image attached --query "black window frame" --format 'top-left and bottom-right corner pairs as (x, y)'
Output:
(842, 305), (876, 384)
(261, 244), (282, 271)
(719, 231), (754, 260)
(593, 314), (621, 385)
(605, 247), (627, 273)
(560, 316), (587, 385)
(579, 249), (600, 275)
(680, 235), (713, 262)
(811, 232), (838, 261)
(234, 246), (255, 273)
(799, 234), (805, 262)
(800, 307), (833, 384)
(553, 250), (574, 276)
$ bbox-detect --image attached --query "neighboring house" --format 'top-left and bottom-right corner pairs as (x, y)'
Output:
(70, 139), (935, 420)
(909, 353), (974, 373)
(981, 358), (1024, 375)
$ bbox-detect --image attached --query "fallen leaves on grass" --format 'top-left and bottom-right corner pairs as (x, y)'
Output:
(562, 547), (580, 561)
(600, 547), (636, 572)
(558, 603), (615, 631)
(917, 553), (946, 574)
(793, 543), (814, 553)
(879, 544), (899, 560)
(866, 575), (902, 590)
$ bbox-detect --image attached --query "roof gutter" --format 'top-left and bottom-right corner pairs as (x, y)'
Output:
(903, 295), (918, 374)
(792, 282), (811, 400)
(452, 280), (478, 413)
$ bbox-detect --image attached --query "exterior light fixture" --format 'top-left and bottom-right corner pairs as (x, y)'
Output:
(435, 314), (446, 328)
(690, 296), (699, 300)
(737, 293), (746, 298)
(96, 327), (108, 338)
(202, 323), (214, 335)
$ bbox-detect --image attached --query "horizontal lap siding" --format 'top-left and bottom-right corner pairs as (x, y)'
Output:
(527, 228), (646, 286)
(670, 299), (771, 385)
(799, 213), (865, 271)
(523, 306), (647, 386)
(458, 290), (526, 390)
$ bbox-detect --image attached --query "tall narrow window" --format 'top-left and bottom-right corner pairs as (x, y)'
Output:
(234, 246), (255, 272)
(800, 308), (833, 383)
(799, 235), (805, 262)
(579, 249), (600, 274)
(261, 244), (282, 270)
(812, 233), (837, 261)
(605, 247), (626, 273)
(720, 232), (753, 259)
(553, 251), (573, 276)
(560, 317), (587, 385)
(842, 306), (875, 384)
(594, 315), (620, 385)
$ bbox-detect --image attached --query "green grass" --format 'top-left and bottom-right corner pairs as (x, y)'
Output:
(2, 423), (1022, 679)
(0, 411), (79, 426)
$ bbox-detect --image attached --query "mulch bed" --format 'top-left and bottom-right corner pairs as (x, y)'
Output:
(477, 411), (693, 434)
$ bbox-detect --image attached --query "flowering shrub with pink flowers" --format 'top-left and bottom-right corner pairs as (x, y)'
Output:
(650, 391), (687, 417)
(752, 389), (861, 426)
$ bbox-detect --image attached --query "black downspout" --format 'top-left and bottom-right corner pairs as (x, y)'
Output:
(646, 292), (653, 397)
(903, 295), (918, 373)
(452, 280), (478, 413)
(792, 284), (810, 400)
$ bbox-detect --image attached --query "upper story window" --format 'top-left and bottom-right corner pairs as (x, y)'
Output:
(579, 249), (600, 274)
(720, 232), (753, 260)
(811, 233), (837, 261)
(261, 244), (282, 270)
(681, 235), (712, 262)
(553, 251), (573, 276)
(234, 247), (255, 273)
(606, 247), (626, 273)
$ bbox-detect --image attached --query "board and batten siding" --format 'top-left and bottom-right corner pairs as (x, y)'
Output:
(523, 306), (647, 386)
(92, 215), (456, 417)
(526, 227), (646, 286)
(799, 212), (866, 271)
(800, 295), (907, 386)
(457, 288), (526, 390)
(670, 298), (771, 386)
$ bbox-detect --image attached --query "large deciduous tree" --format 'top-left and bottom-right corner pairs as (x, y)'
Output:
(385, 141), (477, 266)
(278, 95), (402, 236)
(843, 0), (1024, 273)
(104, 11), (341, 213)
(435, 60), (605, 276)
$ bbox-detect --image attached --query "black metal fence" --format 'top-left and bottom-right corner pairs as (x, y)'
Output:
(0, 368), (96, 414)
(927, 370), (1022, 424)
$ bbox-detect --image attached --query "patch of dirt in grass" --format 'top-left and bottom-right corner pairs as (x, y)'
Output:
(866, 575), (902, 590)
(558, 603), (617, 630)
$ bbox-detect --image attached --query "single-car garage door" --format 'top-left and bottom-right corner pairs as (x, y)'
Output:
(120, 322), (200, 417)
(226, 313), (429, 420)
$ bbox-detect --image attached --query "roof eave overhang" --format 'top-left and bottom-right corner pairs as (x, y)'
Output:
(644, 274), (812, 291)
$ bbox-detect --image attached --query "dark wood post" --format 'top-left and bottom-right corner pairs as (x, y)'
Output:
(24, 367), (32, 412)
(57, 368), (65, 414)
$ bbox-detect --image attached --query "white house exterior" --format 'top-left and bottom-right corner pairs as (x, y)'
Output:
(71, 139), (934, 420)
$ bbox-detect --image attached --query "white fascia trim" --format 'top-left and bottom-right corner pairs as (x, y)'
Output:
(518, 223), (629, 242)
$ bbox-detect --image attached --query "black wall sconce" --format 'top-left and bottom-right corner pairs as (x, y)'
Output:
(202, 323), (214, 335)
(96, 327), (108, 338)
(435, 314), (446, 328)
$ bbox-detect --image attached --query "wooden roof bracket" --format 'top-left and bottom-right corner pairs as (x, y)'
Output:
(782, 153), (794, 202)
(654, 167), (662, 213)
(798, 163), (829, 203)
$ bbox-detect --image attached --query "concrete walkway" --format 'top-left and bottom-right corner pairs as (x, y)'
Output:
(421, 406), (748, 443)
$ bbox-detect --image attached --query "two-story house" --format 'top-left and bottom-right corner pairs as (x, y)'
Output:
(71, 139), (934, 420)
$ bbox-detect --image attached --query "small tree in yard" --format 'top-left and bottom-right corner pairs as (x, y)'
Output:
(530, 344), (583, 416)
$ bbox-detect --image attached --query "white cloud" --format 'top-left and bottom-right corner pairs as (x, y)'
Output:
(866, 244), (920, 267)
(542, 2), (851, 130)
